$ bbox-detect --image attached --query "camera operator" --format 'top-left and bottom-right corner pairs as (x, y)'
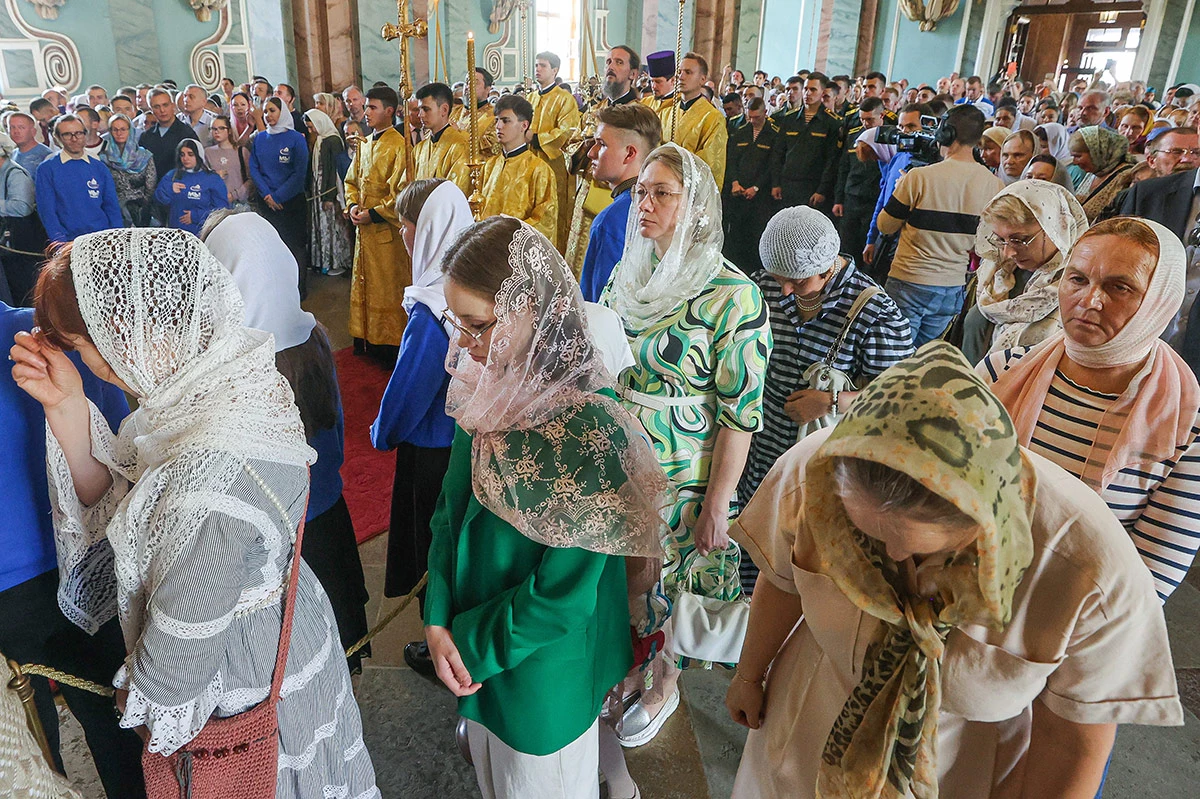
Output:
(860, 102), (929, 280)
(876, 104), (1004, 346)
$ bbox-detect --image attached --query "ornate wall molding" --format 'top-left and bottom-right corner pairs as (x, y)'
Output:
(190, 0), (229, 24)
(189, 4), (230, 90)
(6, 0), (81, 91)
(22, 0), (64, 21)
(482, 10), (530, 84)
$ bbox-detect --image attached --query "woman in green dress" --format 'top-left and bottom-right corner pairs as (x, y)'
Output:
(423, 216), (669, 799)
(603, 142), (772, 745)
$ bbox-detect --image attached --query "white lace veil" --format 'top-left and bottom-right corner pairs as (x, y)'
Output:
(52, 228), (315, 638)
(444, 220), (667, 558)
(607, 142), (724, 331)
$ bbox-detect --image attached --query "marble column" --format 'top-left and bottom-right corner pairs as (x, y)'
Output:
(693, 0), (738, 72)
(855, 0), (879, 76)
(817, 0), (862, 76)
(733, 0), (763, 71)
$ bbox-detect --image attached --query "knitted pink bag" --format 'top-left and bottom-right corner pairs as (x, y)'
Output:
(141, 514), (306, 799)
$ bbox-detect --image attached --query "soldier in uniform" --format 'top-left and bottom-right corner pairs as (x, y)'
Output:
(529, 51), (581, 253)
(832, 95), (886, 265)
(659, 51), (727, 187)
(770, 75), (803, 124)
(770, 71), (841, 215)
(412, 82), (471, 194)
(642, 50), (677, 115)
(722, 97), (777, 273)
(723, 92), (746, 135)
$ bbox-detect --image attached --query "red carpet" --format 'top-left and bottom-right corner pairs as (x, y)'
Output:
(335, 347), (395, 543)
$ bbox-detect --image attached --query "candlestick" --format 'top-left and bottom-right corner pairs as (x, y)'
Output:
(466, 31), (485, 220)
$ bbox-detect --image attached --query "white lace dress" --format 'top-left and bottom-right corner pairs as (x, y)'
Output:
(47, 415), (380, 799)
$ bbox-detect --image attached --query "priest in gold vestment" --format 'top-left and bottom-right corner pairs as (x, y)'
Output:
(345, 86), (411, 349)
(658, 52), (726, 187)
(480, 95), (558, 245)
(529, 52), (581, 253)
(413, 82), (471, 194)
(642, 50), (677, 116)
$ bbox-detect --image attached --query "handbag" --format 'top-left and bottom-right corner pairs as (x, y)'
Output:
(794, 285), (881, 441)
(142, 465), (306, 799)
(670, 552), (750, 664)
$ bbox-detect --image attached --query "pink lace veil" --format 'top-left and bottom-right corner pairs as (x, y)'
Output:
(444, 220), (668, 558)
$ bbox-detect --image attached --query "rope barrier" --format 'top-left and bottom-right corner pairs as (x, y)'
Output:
(11, 571), (429, 698)
(0, 241), (50, 258)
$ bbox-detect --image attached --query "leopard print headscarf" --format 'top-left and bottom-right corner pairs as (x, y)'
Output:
(806, 341), (1036, 799)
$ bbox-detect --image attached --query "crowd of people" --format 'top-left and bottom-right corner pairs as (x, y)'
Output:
(2, 41), (1199, 799)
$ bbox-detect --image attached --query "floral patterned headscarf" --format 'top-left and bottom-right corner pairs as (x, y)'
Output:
(445, 219), (668, 558)
(805, 342), (1036, 799)
(1079, 125), (1136, 174)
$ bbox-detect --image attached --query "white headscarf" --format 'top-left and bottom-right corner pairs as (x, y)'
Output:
(50, 228), (315, 639)
(303, 107), (342, 204)
(444, 219), (667, 558)
(1036, 122), (1071, 162)
(853, 125), (896, 164)
(203, 212), (316, 352)
(266, 98), (295, 135)
(404, 180), (473, 334)
(974, 180), (1089, 353)
(607, 143), (724, 331)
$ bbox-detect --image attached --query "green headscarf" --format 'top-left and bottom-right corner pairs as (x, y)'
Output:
(1079, 125), (1135, 175)
(806, 342), (1036, 799)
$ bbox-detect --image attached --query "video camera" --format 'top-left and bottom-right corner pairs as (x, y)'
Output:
(875, 114), (944, 166)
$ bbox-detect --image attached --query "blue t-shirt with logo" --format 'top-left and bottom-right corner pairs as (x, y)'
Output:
(153, 168), (230, 236)
(34, 154), (123, 243)
(248, 129), (309, 205)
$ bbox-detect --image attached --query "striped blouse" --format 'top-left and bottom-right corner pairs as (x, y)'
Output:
(982, 347), (1200, 602)
(738, 262), (913, 507)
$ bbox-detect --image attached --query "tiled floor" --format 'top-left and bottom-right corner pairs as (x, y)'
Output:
(53, 272), (1200, 797)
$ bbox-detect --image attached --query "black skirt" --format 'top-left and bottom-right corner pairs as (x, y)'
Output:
(385, 442), (452, 612)
(301, 494), (371, 673)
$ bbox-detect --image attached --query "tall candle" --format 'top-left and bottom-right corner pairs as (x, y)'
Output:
(466, 31), (479, 163)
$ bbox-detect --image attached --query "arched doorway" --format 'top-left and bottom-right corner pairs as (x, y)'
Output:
(1000, 0), (1145, 89)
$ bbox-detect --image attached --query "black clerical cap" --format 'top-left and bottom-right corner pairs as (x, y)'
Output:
(646, 51), (675, 79)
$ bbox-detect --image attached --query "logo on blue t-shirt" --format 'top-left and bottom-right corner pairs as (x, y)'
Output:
(279, 146), (291, 164)
(86, 177), (99, 199)
(187, 183), (202, 200)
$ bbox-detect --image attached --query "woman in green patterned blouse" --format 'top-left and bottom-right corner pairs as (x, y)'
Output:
(603, 142), (772, 746)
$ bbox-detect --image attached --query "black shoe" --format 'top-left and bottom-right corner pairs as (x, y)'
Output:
(404, 640), (436, 677)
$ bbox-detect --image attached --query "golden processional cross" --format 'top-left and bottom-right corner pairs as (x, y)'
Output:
(381, 0), (428, 101)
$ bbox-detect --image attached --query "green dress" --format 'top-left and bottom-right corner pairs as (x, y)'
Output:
(605, 261), (771, 611)
(423, 407), (633, 756)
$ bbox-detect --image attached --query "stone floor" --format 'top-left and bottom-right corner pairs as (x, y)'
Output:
(54, 272), (1200, 797)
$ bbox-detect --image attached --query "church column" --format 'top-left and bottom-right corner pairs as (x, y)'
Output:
(290, 0), (360, 97)
(815, 0), (864, 76)
(693, 0), (738, 72)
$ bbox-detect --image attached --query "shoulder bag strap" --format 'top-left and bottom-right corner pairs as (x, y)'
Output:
(243, 463), (309, 704)
(823, 284), (881, 368)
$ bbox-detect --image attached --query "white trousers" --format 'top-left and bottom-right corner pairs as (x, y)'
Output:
(466, 718), (600, 799)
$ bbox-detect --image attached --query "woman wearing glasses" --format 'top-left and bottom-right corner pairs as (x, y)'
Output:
(961, 180), (1089, 365)
(980, 217), (1200, 604)
(205, 115), (252, 204)
(603, 142), (772, 745)
(372, 179), (473, 675)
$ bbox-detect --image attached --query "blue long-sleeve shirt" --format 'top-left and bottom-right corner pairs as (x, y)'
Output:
(0, 304), (129, 594)
(308, 406), (345, 521)
(13, 143), (51, 178)
(249, 129), (309, 204)
(153, 169), (229, 236)
(35, 152), (123, 242)
(866, 151), (913, 246)
(579, 185), (633, 303)
(371, 303), (454, 450)
(0, 159), (35, 218)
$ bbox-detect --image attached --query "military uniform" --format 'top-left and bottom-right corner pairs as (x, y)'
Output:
(833, 108), (895, 264)
(726, 113), (747, 136)
(722, 120), (779, 274)
(412, 123), (471, 195)
(529, 82), (581, 252)
(770, 105), (842, 212)
(661, 95), (727, 187)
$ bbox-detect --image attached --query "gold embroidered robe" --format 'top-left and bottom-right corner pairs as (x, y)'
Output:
(480, 148), (557, 245)
(452, 101), (501, 159)
(659, 96), (727, 187)
(529, 83), (581, 252)
(413, 124), (472, 195)
(345, 127), (411, 346)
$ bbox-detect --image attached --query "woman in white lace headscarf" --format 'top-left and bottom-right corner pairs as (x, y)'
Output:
(10, 228), (379, 798)
(603, 142), (772, 746)
(960, 179), (1089, 364)
(303, 108), (353, 276)
(423, 216), (668, 799)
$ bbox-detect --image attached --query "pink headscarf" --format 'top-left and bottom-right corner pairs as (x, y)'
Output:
(444, 219), (668, 558)
(990, 218), (1200, 490)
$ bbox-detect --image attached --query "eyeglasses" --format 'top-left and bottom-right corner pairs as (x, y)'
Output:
(442, 307), (497, 344)
(58, 131), (86, 139)
(1153, 147), (1200, 158)
(633, 185), (684, 205)
(985, 230), (1044, 250)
